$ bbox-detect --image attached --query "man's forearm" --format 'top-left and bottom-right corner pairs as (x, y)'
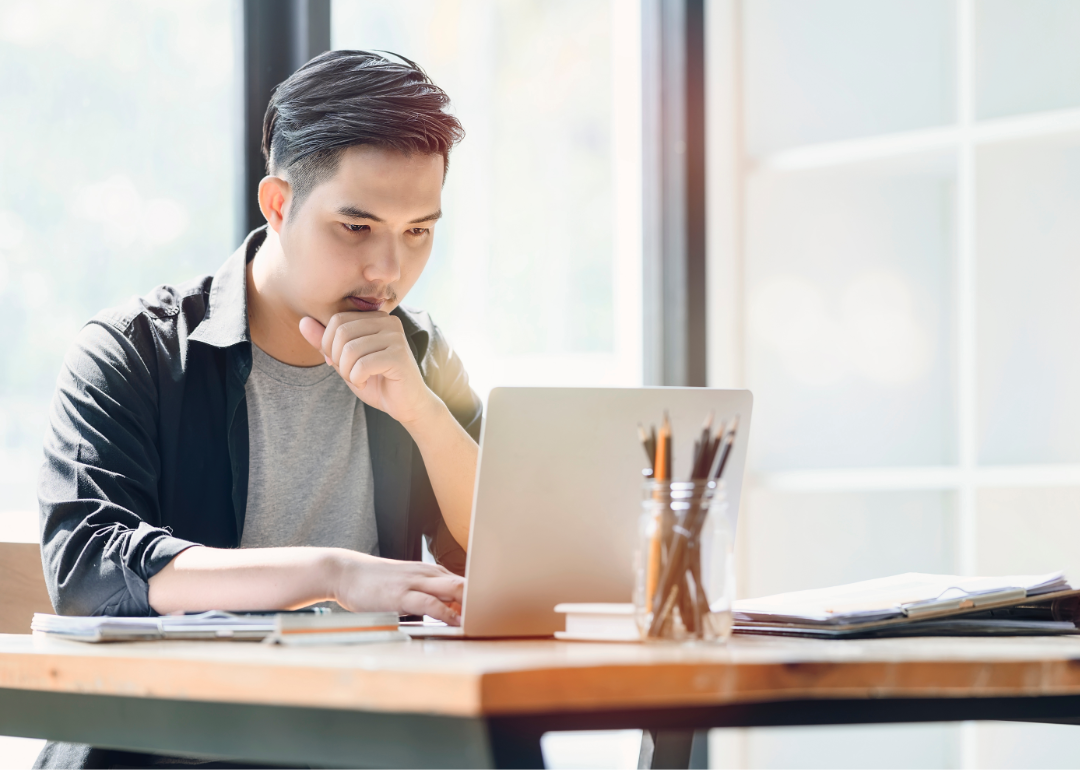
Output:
(148, 543), (466, 623)
(402, 399), (478, 550)
(148, 545), (341, 615)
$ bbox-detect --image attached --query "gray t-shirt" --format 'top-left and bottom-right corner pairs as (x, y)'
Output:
(240, 343), (379, 557)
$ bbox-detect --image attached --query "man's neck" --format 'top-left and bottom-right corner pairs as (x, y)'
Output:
(246, 233), (325, 367)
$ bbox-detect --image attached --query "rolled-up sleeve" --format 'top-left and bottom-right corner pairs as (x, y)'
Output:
(424, 324), (482, 442)
(39, 321), (198, 617)
(418, 322), (482, 574)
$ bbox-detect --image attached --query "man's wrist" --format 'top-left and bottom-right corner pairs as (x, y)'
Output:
(320, 548), (351, 606)
(400, 389), (448, 433)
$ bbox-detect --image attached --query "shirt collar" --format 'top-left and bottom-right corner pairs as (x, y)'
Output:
(189, 225), (431, 361)
(188, 226), (264, 348)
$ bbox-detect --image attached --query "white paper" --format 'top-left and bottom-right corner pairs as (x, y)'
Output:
(733, 572), (1069, 626)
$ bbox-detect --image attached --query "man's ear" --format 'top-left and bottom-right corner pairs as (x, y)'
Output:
(257, 176), (291, 233)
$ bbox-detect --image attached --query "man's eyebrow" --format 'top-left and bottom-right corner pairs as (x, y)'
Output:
(337, 205), (383, 222)
(336, 206), (442, 224)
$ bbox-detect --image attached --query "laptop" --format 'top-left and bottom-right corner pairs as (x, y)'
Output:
(402, 386), (753, 638)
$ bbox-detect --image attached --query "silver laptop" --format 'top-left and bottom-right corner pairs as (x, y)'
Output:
(402, 387), (753, 638)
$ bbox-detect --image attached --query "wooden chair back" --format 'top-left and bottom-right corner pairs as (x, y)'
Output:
(0, 542), (54, 633)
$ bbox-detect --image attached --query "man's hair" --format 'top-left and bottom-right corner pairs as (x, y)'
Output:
(262, 50), (464, 211)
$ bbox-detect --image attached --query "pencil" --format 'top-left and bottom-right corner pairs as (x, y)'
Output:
(691, 412), (714, 479)
(711, 415), (739, 482)
(638, 423), (655, 474)
(645, 416), (670, 612)
(662, 412), (672, 480)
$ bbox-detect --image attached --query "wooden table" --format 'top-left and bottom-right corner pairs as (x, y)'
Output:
(3, 633), (1080, 768)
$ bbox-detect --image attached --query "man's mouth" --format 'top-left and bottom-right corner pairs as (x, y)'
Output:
(348, 296), (388, 312)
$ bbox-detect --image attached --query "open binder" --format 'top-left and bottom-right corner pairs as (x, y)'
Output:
(733, 572), (1080, 639)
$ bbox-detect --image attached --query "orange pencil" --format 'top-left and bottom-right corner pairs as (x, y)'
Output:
(645, 415), (670, 613)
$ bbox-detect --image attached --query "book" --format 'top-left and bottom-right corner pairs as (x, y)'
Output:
(31, 610), (408, 645)
(733, 572), (1080, 639)
(554, 603), (641, 642)
(268, 611), (407, 645)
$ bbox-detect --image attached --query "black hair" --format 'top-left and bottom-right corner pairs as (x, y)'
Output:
(262, 50), (464, 210)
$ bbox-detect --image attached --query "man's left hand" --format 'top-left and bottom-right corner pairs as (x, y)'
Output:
(299, 312), (437, 426)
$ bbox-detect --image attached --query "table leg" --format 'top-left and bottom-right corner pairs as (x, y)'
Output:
(484, 718), (546, 769)
(638, 729), (708, 769)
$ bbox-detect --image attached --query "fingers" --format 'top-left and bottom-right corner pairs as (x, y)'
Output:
(303, 316), (394, 392)
(338, 336), (394, 384)
(399, 560), (456, 578)
(321, 311), (394, 362)
(346, 349), (401, 389)
(403, 591), (461, 626)
(414, 574), (465, 604)
(298, 317), (326, 350)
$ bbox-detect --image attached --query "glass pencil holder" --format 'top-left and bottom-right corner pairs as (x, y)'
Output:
(633, 479), (735, 642)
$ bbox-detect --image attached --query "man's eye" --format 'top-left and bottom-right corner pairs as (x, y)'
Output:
(409, 228), (430, 236)
(343, 223), (369, 233)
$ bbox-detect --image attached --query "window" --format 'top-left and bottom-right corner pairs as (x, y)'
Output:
(0, 1), (241, 762)
(708, 0), (1080, 766)
(0, 0), (242, 542)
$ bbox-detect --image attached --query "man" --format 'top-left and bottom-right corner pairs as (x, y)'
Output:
(35, 51), (477, 768)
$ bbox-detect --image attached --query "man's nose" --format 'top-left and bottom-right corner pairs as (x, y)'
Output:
(362, 233), (401, 285)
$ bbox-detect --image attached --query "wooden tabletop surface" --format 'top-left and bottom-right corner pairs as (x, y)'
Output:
(3, 633), (1080, 718)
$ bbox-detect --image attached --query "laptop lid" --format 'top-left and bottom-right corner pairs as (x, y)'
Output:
(460, 387), (753, 637)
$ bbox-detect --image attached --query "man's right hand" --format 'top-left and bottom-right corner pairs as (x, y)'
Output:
(332, 551), (464, 625)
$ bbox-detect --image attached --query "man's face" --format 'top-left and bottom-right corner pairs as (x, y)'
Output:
(275, 144), (444, 325)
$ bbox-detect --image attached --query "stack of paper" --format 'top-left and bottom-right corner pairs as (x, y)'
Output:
(31, 611), (277, 642)
(734, 572), (1080, 638)
(32, 610), (408, 645)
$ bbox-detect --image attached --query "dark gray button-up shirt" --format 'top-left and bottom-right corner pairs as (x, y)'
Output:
(38, 227), (480, 617)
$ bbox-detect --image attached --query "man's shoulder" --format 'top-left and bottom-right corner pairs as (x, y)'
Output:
(91, 273), (214, 339)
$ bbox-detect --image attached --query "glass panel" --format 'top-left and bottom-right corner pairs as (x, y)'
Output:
(0, 736), (44, 769)
(332, 0), (642, 399)
(540, 731), (642, 770)
(745, 154), (956, 471)
(970, 722), (1080, 769)
(741, 490), (955, 599)
(743, 0), (955, 158)
(0, 1), (241, 531)
(976, 134), (1080, 465)
(976, 487), (1080, 577)
(976, 0), (1080, 119)
(743, 724), (957, 770)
